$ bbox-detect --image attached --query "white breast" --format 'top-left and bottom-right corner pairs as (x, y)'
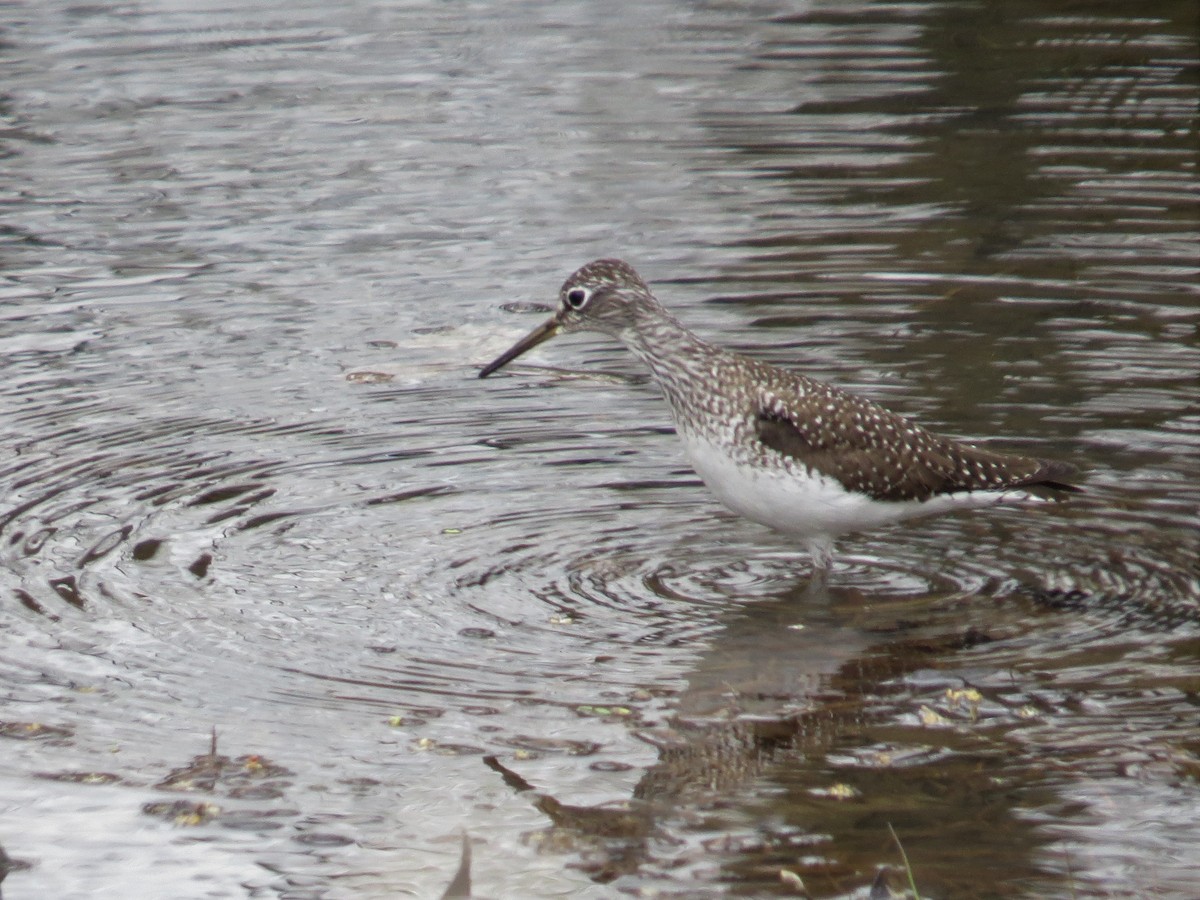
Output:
(678, 433), (1022, 541)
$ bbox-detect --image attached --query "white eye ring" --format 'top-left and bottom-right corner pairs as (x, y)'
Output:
(565, 287), (590, 310)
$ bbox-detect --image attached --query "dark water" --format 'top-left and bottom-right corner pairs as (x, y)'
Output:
(1, 1), (1198, 897)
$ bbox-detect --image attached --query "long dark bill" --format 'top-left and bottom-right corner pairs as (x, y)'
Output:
(478, 316), (561, 378)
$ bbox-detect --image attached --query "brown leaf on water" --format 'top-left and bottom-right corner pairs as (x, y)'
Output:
(0, 721), (73, 741)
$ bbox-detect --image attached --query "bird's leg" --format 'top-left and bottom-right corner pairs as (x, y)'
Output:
(796, 538), (833, 599)
(808, 537), (834, 570)
(807, 538), (834, 580)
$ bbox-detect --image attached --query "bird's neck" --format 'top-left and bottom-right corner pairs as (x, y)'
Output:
(616, 303), (738, 424)
(619, 304), (711, 373)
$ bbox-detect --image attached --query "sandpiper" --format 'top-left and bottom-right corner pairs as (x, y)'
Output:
(479, 259), (1080, 567)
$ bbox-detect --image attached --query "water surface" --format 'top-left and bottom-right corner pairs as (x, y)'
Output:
(1, 1), (1198, 897)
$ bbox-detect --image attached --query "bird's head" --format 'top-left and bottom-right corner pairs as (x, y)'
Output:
(478, 259), (653, 378)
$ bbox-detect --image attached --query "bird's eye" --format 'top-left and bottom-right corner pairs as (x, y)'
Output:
(565, 287), (589, 310)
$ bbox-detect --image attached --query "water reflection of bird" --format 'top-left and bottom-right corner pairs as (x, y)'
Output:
(480, 259), (1081, 569)
(440, 832), (474, 900)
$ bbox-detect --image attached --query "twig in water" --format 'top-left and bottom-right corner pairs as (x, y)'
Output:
(887, 823), (921, 900)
